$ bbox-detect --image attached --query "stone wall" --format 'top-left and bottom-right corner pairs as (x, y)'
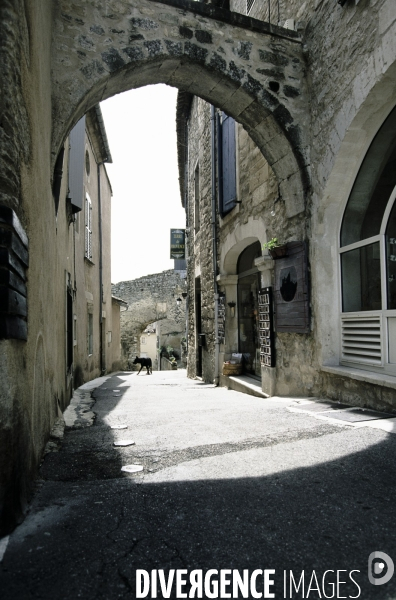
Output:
(229, 0), (396, 405)
(183, 93), (314, 390)
(112, 270), (187, 369)
(217, 118), (316, 396)
(0, 0), (55, 536)
(0, 1), (121, 534)
(184, 97), (217, 381)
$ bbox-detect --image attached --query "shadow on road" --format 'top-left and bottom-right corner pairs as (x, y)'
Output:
(0, 373), (395, 599)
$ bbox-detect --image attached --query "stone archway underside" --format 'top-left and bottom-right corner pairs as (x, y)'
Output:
(52, 0), (309, 217)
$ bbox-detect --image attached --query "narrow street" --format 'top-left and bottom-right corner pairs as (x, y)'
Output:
(1, 371), (396, 599)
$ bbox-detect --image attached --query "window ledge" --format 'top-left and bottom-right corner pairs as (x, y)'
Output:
(321, 364), (396, 390)
(219, 203), (240, 227)
(84, 257), (95, 266)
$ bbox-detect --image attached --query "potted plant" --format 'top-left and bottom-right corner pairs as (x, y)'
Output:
(262, 237), (288, 259)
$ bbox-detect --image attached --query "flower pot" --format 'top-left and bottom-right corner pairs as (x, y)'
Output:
(268, 245), (288, 259)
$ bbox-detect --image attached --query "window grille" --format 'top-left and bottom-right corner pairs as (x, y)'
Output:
(246, 0), (256, 14)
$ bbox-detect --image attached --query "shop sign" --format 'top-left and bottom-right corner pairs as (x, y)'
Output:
(170, 229), (185, 259)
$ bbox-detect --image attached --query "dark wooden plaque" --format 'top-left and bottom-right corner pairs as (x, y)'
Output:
(274, 241), (310, 333)
(0, 205), (29, 340)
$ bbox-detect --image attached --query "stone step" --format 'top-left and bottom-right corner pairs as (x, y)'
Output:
(219, 374), (268, 399)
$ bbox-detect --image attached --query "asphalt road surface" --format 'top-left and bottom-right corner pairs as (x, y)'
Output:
(1, 370), (396, 600)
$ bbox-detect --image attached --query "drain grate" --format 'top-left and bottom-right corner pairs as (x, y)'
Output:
(299, 401), (350, 413)
(329, 408), (394, 423)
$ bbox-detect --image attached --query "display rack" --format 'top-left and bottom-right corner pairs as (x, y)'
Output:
(217, 294), (226, 344)
(258, 287), (275, 367)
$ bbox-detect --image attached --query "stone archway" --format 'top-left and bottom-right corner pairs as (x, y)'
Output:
(52, 0), (309, 217)
(112, 269), (187, 368)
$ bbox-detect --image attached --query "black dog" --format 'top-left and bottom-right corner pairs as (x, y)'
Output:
(133, 356), (152, 375)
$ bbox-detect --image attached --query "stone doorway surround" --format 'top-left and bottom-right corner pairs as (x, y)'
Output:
(217, 210), (276, 396)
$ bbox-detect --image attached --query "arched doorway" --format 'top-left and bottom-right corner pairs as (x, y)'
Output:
(339, 106), (396, 375)
(237, 241), (262, 378)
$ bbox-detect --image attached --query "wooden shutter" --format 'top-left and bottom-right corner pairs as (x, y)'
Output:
(66, 285), (73, 371)
(68, 116), (85, 213)
(88, 202), (92, 259)
(219, 112), (237, 216)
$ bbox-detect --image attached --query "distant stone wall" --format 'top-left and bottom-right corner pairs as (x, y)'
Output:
(112, 270), (187, 369)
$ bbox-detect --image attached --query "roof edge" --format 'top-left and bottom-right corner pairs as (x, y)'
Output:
(88, 104), (113, 164)
(176, 91), (194, 208)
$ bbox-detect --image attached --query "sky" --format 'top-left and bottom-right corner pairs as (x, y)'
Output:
(100, 85), (186, 284)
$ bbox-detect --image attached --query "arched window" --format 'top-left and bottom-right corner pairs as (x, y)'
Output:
(339, 106), (396, 373)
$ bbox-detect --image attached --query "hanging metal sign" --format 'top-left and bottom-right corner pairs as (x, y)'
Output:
(170, 229), (185, 259)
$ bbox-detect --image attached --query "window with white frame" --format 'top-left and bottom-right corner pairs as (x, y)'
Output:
(339, 106), (396, 375)
(85, 193), (93, 260)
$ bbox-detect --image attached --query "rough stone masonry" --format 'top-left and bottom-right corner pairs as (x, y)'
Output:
(112, 269), (187, 367)
(51, 0), (309, 218)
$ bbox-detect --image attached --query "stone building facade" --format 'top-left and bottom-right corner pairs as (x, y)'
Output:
(0, 0), (395, 534)
(178, 0), (396, 407)
(0, 94), (122, 532)
(112, 269), (187, 369)
(68, 108), (124, 388)
(179, 94), (299, 388)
